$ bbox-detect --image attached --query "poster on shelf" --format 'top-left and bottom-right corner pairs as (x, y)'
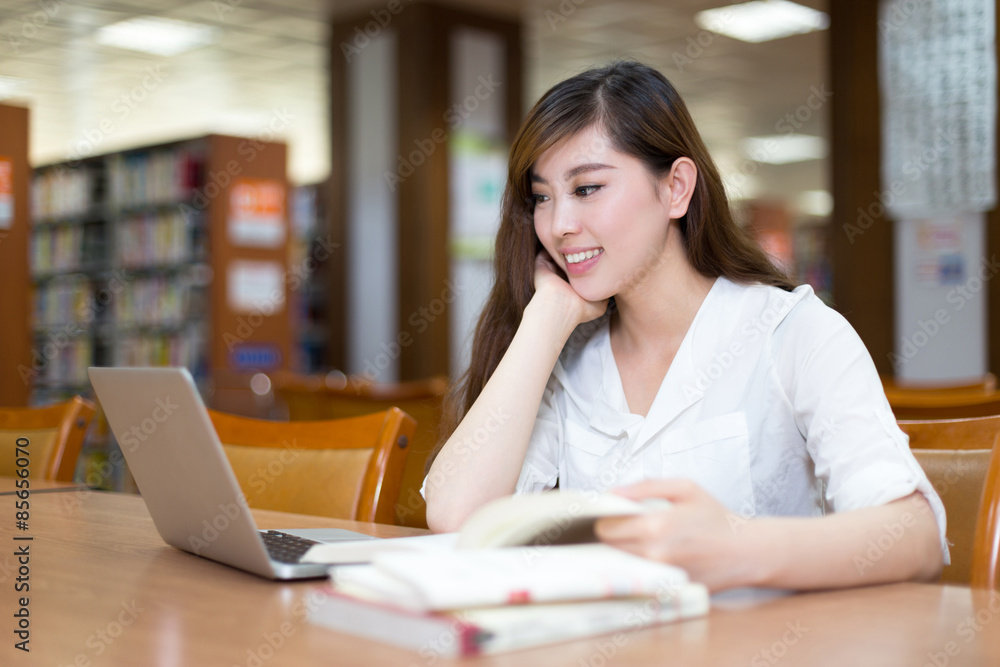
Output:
(227, 260), (285, 314)
(228, 179), (287, 248)
(893, 213), (986, 382)
(0, 156), (13, 229)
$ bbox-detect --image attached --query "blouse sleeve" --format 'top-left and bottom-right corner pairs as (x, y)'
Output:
(513, 371), (563, 494)
(771, 291), (950, 562)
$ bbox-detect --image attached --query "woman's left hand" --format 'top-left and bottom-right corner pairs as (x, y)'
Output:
(594, 478), (766, 591)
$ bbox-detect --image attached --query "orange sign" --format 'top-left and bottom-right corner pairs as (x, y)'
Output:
(228, 179), (286, 248)
(0, 156), (12, 230)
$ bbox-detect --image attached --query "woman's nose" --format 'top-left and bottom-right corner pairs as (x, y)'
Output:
(550, 200), (581, 237)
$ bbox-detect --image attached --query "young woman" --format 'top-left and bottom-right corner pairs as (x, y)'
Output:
(423, 61), (946, 592)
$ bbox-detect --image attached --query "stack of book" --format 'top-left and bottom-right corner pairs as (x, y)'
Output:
(304, 492), (710, 657)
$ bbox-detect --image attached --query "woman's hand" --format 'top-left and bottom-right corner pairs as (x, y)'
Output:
(594, 479), (767, 592)
(532, 250), (609, 327)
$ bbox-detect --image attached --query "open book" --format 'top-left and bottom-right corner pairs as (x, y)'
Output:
(305, 492), (703, 655)
(302, 490), (669, 564)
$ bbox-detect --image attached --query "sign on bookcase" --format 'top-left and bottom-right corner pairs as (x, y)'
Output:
(0, 156), (13, 229)
(228, 178), (286, 248)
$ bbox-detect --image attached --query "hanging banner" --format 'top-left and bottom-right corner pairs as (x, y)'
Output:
(879, 0), (997, 218)
(228, 178), (286, 248)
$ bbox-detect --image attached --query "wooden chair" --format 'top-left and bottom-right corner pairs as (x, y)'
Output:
(270, 372), (449, 529)
(0, 396), (96, 481)
(883, 373), (998, 394)
(207, 407), (415, 525)
(885, 374), (1000, 420)
(890, 394), (1000, 420)
(899, 415), (1000, 587)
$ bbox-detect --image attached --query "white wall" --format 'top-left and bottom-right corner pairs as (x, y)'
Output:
(346, 31), (399, 382)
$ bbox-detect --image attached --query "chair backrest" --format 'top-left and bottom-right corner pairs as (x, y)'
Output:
(972, 436), (1000, 589)
(207, 406), (416, 525)
(899, 415), (1000, 587)
(888, 387), (1000, 420)
(882, 373), (998, 394)
(270, 372), (448, 529)
(0, 396), (95, 482)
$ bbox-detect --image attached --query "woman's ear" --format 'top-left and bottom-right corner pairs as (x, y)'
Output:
(662, 157), (698, 219)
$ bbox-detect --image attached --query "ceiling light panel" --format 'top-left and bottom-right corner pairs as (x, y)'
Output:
(96, 16), (219, 56)
(696, 1), (829, 43)
(741, 133), (826, 164)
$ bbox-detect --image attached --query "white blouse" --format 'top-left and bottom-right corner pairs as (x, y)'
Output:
(515, 276), (949, 559)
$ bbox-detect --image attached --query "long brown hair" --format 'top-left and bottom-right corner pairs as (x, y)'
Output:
(432, 61), (792, 466)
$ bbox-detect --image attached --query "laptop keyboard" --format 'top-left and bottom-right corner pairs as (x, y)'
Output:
(260, 530), (321, 564)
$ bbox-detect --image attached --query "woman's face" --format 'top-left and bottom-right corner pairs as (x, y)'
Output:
(531, 124), (686, 303)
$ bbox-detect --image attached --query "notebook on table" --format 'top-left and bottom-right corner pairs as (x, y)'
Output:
(88, 366), (379, 580)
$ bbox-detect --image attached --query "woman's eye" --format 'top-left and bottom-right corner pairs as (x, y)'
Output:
(531, 193), (549, 206)
(574, 185), (601, 197)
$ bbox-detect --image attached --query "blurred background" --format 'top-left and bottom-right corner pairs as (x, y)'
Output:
(1, 0), (998, 494)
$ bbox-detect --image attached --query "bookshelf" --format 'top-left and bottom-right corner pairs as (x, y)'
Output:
(28, 134), (292, 489)
(289, 183), (330, 373)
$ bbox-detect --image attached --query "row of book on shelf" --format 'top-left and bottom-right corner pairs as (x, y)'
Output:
(33, 273), (208, 328)
(30, 327), (207, 389)
(31, 145), (205, 222)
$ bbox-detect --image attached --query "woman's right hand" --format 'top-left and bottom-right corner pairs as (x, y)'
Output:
(532, 250), (609, 327)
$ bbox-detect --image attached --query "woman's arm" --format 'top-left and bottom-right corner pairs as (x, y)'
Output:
(595, 479), (944, 592)
(424, 254), (607, 533)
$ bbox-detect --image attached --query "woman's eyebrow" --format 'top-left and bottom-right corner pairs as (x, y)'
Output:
(531, 163), (616, 184)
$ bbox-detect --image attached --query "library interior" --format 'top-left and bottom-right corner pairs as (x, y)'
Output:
(2, 0), (1000, 665)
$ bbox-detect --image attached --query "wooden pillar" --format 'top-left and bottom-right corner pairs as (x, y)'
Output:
(330, 1), (522, 380)
(0, 104), (32, 405)
(989, 4), (1000, 378)
(829, 0), (895, 374)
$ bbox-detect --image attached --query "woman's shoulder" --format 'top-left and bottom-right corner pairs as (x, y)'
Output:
(721, 277), (847, 337)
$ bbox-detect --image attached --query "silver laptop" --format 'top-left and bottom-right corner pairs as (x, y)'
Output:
(88, 366), (379, 580)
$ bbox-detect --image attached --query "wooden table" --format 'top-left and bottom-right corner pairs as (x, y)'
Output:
(3, 490), (1000, 666)
(0, 476), (87, 495)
